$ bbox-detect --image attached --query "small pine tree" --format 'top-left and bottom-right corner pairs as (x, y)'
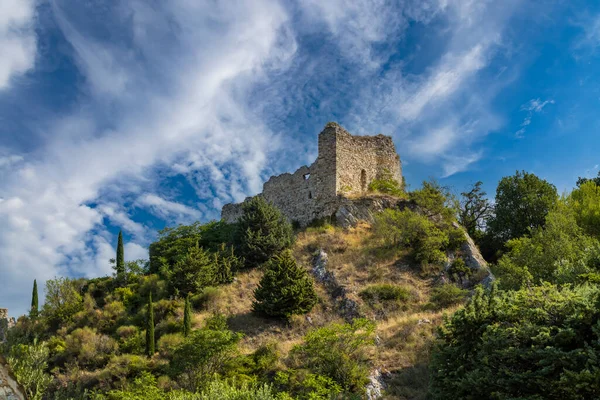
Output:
(235, 196), (294, 268)
(183, 294), (192, 337)
(116, 230), (125, 279)
(253, 250), (318, 319)
(30, 279), (39, 319)
(145, 293), (155, 357)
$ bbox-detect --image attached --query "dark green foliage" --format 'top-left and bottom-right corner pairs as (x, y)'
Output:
(116, 230), (125, 278)
(576, 170), (600, 187)
(368, 169), (406, 197)
(235, 196), (294, 268)
(409, 180), (457, 222)
(484, 170), (558, 259)
(430, 284), (600, 400)
(359, 284), (411, 304)
(274, 370), (343, 400)
(149, 221), (235, 275)
(568, 180), (600, 238)
(183, 294), (192, 337)
(430, 284), (468, 309)
(290, 318), (375, 394)
(30, 279), (39, 319)
(458, 181), (493, 239)
(252, 251), (318, 319)
(145, 293), (155, 357)
(7, 339), (53, 400)
(166, 245), (216, 296)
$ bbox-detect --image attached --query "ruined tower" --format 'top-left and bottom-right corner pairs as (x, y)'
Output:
(221, 123), (402, 226)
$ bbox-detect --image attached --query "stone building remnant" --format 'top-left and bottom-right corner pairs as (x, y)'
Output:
(222, 123), (402, 227)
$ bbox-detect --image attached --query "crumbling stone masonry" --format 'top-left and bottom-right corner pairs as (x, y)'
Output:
(221, 123), (402, 226)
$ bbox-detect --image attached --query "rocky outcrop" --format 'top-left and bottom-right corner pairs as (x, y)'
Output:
(312, 250), (362, 321)
(334, 195), (414, 228)
(0, 358), (25, 400)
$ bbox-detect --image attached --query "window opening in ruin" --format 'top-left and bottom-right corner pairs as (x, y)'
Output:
(361, 169), (367, 192)
(304, 173), (311, 180)
(308, 191), (313, 199)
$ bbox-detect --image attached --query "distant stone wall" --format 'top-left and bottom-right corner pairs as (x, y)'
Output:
(221, 123), (402, 227)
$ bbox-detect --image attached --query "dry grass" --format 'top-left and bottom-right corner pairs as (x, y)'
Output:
(190, 222), (462, 398)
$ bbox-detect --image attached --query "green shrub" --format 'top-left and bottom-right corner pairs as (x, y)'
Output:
(290, 319), (375, 394)
(447, 258), (472, 280)
(116, 325), (144, 354)
(373, 209), (448, 268)
(359, 284), (411, 304)
(430, 284), (600, 399)
(7, 339), (53, 400)
(234, 196), (294, 268)
(253, 251), (318, 319)
(368, 169), (405, 197)
(274, 370), (343, 400)
(170, 327), (242, 391)
(157, 333), (185, 358)
(430, 284), (468, 309)
(64, 327), (118, 368)
(191, 286), (223, 310)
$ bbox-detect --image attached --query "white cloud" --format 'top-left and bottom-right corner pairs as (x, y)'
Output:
(0, 0), (293, 315)
(0, 0), (37, 89)
(515, 98), (554, 138)
(136, 194), (202, 223)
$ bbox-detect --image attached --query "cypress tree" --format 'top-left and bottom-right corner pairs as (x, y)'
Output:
(183, 293), (192, 337)
(253, 250), (318, 319)
(116, 230), (125, 278)
(145, 293), (155, 357)
(30, 279), (39, 319)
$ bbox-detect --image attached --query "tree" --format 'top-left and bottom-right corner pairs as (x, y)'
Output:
(253, 250), (318, 319)
(568, 180), (600, 238)
(494, 201), (600, 290)
(458, 181), (493, 239)
(42, 277), (84, 329)
(30, 279), (39, 319)
(115, 230), (125, 279)
(576, 170), (600, 187)
(145, 293), (155, 357)
(235, 196), (294, 268)
(183, 294), (192, 337)
(430, 284), (600, 399)
(167, 245), (217, 296)
(484, 171), (558, 258)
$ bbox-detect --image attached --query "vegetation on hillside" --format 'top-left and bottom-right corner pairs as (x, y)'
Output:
(3, 171), (600, 399)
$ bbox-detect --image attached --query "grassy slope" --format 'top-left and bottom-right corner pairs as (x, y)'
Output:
(192, 222), (459, 400)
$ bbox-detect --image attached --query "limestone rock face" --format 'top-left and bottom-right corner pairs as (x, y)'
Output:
(0, 359), (25, 400)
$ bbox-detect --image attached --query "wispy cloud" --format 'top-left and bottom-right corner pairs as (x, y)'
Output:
(136, 194), (202, 223)
(0, 0), (36, 89)
(515, 98), (555, 138)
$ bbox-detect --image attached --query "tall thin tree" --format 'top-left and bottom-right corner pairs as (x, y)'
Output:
(116, 230), (125, 278)
(30, 279), (39, 319)
(183, 293), (192, 337)
(145, 292), (155, 357)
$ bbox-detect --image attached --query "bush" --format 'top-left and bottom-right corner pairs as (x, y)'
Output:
(157, 333), (185, 358)
(430, 284), (468, 309)
(253, 251), (318, 319)
(359, 284), (411, 304)
(274, 370), (342, 400)
(116, 325), (144, 354)
(374, 209), (448, 268)
(368, 169), (405, 197)
(234, 196), (294, 268)
(191, 286), (223, 310)
(170, 327), (242, 391)
(447, 258), (472, 280)
(289, 318), (375, 394)
(430, 284), (600, 399)
(7, 340), (53, 400)
(64, 327), (118, 368)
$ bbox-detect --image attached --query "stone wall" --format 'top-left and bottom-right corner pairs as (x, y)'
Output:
(221, 123), (402, 227)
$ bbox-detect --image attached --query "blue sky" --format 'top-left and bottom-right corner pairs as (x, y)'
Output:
(1, 0), (600, 315)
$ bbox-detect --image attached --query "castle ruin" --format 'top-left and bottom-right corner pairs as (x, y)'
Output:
(221, 123), (402, 226)
(0, 308), (15, 343)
